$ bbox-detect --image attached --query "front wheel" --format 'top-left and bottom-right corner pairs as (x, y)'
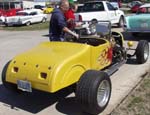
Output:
(136, 40), (149, 64)
(76, 70), (111, 115)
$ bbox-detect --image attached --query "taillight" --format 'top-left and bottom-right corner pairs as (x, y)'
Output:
(107, 47), (113, 62)
(79, 15), (82, 22)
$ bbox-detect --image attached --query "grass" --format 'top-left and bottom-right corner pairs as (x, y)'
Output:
(111, 73), (150, 115)
(0, 21), (49, 31)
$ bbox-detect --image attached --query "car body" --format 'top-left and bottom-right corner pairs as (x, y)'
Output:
(43, 7), (54, 14)
(131, 4), (142, 13)
(0, 15), (5, 24)
(75, 1), (125, 26)
(4, 9), (47, 26)
(2, 22), (149, 115)
(124, 3), (150, 36)
(127, 1), (143, 8)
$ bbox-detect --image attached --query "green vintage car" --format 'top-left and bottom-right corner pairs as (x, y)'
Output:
(124, 3), (150, 36)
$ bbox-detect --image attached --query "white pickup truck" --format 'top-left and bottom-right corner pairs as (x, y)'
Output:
(75, 1), (125, 30)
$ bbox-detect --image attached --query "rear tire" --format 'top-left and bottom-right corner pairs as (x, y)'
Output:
(2, 61), (18, 91)
(76, 70), (111, 115)
(136, 40), (149, 64)
(26, 21), (31, 26)
(41, 18), (46, 23)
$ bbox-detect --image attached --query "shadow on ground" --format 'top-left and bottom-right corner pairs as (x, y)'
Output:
(0, 84), (86, 115)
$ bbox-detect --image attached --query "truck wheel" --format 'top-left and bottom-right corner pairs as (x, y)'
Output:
(76, 70), (111, 115)
(2, 61), (17, 91)
(89, 23), (96, 35)
(89, 19), (98, 35)
(136, 40), (149, 64)
(117, 16), (124, 27)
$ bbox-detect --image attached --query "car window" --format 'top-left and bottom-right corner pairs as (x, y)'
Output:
(76, 5), (83, 12)
(107, 3), (115, 10)
(30, 11), (37, 15)
(82, 2), (104, 12)
(16, 12), (28, 16)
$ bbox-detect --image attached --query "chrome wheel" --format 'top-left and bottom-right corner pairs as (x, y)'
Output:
(144, 43), (149, 61)
(97, 80), (111, 107)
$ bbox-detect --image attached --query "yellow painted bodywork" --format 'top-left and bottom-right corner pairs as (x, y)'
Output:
(6, 40), (111, 93)
(43, 7), (53, 14)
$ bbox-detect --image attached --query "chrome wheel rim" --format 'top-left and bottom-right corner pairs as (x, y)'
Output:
(90, 24), (96, 34)
(144, 44), (149, 61)
(120, 18), (124, 27)
(97, 80), (110, 107)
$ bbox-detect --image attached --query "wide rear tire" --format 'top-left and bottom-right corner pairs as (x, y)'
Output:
(136, 40), (149, 64)
(76, 70), (111, 115)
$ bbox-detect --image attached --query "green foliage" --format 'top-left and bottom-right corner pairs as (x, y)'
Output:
(127, 97), (143, 108)
(111, 74), (150, 115)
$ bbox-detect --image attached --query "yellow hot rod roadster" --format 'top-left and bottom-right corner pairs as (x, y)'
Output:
(2, 22), (149, 115)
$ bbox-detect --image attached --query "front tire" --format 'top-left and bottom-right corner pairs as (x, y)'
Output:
(76, 70), (111, 115)
(136, 40), (149, 64)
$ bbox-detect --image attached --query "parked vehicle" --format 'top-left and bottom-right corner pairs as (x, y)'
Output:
(2, 21), (149, 115)
(75, 1), (125, 27)
(127, 1), (143, 8)
(75, 1), (125, 34)
(124, 3), (150, 36)
(0, 0), (23, 23)
(4, 9), (47, 26)
(131, 4), (142, 13)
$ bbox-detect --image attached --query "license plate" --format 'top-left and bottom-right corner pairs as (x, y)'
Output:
(17, 80), (32, 92)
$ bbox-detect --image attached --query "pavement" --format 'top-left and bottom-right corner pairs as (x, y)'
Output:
(0, 28), (149, 115)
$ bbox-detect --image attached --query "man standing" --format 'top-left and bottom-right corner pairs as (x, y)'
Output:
(49, 0), (79, 41)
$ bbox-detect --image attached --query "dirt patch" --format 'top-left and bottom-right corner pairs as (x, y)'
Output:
(111, 73), (150, 115)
